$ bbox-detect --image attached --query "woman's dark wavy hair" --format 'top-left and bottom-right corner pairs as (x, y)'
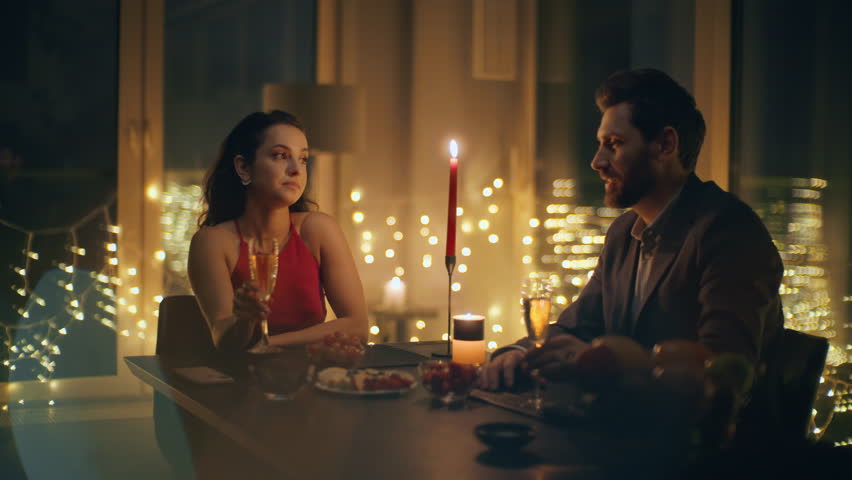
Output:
(199, 110), (317, 227)
(595, 68), (706, 172)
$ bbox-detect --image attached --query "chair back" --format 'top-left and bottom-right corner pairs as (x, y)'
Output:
(154, 295), (216, 476)
(156, 295), (217, 359)
(776, 328), (829, 441)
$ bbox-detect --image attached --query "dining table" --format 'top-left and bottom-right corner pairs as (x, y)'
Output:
(125, 341), (690, 480)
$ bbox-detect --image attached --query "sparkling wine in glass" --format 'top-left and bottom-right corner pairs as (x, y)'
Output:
(249, 238), (279, 352)
(523, 296), (552, 348)
(521, 277), (552, 411)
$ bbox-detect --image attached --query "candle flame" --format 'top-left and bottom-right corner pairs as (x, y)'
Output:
(449, 140), (459, 158)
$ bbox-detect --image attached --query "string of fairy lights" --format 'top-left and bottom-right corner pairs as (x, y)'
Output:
(348, 176), (510, 347)
(3, 174), (849, 440)
(1, 195), (160, 411)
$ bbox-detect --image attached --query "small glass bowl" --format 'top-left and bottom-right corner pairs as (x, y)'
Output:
(305, 334), (365, 370)
(418, 359), (481, 405)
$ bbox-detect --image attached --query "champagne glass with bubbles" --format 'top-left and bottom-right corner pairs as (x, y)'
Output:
(521, 276), (552, 411)
(249, 237), (279, 353)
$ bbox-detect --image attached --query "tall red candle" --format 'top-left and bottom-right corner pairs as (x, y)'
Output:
(446, 140), (459, 257)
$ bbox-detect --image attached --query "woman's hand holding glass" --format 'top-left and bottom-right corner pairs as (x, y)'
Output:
(233, 281), (269, 348)
(247, 237), (279, 352)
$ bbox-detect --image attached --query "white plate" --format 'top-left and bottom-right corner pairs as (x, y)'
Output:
(314, 368), (417, 396)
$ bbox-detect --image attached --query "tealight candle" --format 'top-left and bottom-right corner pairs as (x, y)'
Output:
(452, 313), (485, 364)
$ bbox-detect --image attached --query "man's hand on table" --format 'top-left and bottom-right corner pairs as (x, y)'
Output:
(477, 349), (525, 391)
(522, 334), (591, 382)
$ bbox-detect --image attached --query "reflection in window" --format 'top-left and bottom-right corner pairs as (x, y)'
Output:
(0, 1), (119, 383)
(731, 0), (852, 443)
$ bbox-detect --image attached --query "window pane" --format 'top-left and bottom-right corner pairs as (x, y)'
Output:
(731, 0), (851, 365)
(0, 1), (119, 381)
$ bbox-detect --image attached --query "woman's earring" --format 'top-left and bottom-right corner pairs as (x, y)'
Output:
(241, 177), (251, 186)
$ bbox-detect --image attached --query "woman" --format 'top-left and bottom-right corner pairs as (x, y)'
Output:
(188, 110), (367, 352)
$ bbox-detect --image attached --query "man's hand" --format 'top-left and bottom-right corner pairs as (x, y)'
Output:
(523, 334), (591, 382)
(477, 349), (525, 391)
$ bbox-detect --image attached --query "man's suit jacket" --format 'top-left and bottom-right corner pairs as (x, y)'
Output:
(550, 174), (784, 368)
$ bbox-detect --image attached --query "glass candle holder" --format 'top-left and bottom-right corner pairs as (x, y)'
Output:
(452, 314), (485, 364)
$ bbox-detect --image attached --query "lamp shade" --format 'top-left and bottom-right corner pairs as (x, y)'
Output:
(262, 83), (363, 153)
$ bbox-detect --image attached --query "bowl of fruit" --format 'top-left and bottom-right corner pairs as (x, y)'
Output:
(419, 359), (481, 405)
(306, 331), (366, 370)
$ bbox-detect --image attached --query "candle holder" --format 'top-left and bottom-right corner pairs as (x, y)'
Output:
(432, 255), (456, 358)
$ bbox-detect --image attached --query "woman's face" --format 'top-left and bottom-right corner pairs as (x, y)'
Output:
(244, 123), (309, 207)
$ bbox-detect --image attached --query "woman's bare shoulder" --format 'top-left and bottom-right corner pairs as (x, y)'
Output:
(296, 211), (339, 237)
(191, 222), (239, 253)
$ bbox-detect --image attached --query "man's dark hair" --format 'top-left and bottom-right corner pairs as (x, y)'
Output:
(595, 68), (706, 171)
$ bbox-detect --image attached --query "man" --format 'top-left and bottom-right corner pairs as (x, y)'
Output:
(480, 69), (784, 429)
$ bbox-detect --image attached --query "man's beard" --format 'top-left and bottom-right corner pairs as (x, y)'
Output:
(603, 148), (655, 209)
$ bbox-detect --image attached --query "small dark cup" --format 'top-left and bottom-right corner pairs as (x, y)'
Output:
(474, 422), (536, 451)
(249, 352), (309, 401)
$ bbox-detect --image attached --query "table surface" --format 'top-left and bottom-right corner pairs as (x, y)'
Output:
(126, 342), (678, 479)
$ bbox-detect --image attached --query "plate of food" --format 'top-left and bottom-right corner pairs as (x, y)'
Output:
(315, 367), (417, 396)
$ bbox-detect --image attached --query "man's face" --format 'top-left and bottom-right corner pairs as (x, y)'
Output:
(591, 103), (657, 208)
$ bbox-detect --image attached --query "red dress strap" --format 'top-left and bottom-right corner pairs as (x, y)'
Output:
(234, 220), (244, 242)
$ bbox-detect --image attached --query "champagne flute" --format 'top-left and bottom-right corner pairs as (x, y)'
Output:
(521, 276), (552, 412)
(248, 237), (279, 353)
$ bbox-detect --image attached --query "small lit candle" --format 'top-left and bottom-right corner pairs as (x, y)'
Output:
(452, 313), (485, 364)
(383, 276), (406, 311)
(446, 140), (459, 258)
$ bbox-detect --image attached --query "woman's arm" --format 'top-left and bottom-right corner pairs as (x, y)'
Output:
(188, 227), (262, 352)
(269, 212), (368, 346)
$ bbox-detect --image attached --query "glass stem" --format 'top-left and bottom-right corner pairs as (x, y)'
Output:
(261, 318), (270, 346)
